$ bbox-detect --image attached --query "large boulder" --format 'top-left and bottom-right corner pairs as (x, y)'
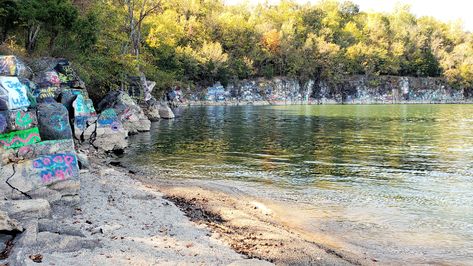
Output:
(37, 103), (73, 140)
(59, 89), (88, 116)
(0, 55), (33, 79)
(72, 94), (97, 140)
(143, 104), (160, 121)
(0, 152), (80, 197)
(0, 110), (38, 133)
(92, 108), (128, 151)
(32, 71), (62, 103)
(54, 59), (86, 89)
(0, 127), (41, 150)
(97, 91), (151, 134)
(0, 76), (31, 110)
(158, 103), (175, 119)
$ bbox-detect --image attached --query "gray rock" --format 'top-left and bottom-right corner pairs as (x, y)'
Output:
(76, 152), (90, 169)
(0, 210), (23, 232)
(159, 103), (175, 119)
(35, 231), (100, 253)
(142, 104), (160, 121)
(38, 220), (84, 237)
(1, 199), (51, 220)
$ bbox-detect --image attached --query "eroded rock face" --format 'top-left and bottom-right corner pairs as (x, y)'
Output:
(97, 91), (151, 134)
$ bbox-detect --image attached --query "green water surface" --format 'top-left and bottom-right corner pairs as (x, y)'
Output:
(125, 104), (473, 264)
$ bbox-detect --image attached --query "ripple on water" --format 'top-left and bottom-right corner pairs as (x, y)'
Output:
(124, 104), (473, 264)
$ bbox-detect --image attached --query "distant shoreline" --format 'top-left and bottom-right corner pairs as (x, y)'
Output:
(184, 100), (473, 106)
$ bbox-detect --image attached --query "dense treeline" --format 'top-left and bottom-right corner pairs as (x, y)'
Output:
(1, 0), (473, 97)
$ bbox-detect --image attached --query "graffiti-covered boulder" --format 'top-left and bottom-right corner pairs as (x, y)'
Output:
(158, 103), (175, 119)
(37, 103), (73, 140)
(0, 127), (41, 150)
(73, 94), (96, 117)
(0, 152), (80, 199)
(54, 59), (85, 89)
(97, 91), (151, 134)
(0, 55), (33, 79)
(19, 78), (39, 108)
(0, 76), (31, 110)
(72, 94), (97, 140)
(59, 89), (88, 115)
(92, 108), (128, 151)
(34, 70), (61, 88)
(0, 110), (38, 133)
(0, 139), (75, 165)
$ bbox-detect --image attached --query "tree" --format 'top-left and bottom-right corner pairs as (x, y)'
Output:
(0, 0), (19, 43)
(17, 0), (78, 54)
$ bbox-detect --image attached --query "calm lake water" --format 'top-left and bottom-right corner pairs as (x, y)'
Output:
(124, 104), (473, 264)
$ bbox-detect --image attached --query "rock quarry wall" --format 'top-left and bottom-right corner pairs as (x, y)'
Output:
(187, 76), (471, 105)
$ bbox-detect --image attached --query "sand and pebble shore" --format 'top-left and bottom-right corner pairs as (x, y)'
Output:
(1, 157), (274, 266)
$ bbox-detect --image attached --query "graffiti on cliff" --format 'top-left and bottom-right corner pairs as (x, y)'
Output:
(0, 127), (41, 149)
(32, 153), (79, 183)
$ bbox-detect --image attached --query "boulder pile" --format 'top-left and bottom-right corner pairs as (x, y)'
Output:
(0, 56), (176, 262)
(0, 56), (80, 202)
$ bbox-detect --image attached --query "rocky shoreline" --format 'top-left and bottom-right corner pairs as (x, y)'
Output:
(0, 55), (211, 265)
(1, 155), (273, 265)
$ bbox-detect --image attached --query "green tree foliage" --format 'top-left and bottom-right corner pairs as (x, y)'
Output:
(1, 0), (473, 95)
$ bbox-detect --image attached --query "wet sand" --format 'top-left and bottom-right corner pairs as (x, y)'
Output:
(136, 176), (375, 265)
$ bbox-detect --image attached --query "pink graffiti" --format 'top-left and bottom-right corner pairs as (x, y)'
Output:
(0, 134), (41, 147)
(33, 154), (77, 183)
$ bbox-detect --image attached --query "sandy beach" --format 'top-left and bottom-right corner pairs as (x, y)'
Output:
(1, 158), (273, 266)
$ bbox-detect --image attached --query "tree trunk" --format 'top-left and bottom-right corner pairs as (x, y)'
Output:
(1, 28), (9, 43)
(49, 31), (59, 53)
(26, 24), (41, 54)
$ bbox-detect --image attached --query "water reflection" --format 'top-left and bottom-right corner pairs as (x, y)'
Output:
(124, 104), (473, 264)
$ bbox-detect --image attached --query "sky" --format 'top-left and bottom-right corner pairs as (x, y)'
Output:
(224, 0), (473, 31)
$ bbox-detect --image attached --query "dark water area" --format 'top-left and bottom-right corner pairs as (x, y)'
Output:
(123, 104), (473, 264)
